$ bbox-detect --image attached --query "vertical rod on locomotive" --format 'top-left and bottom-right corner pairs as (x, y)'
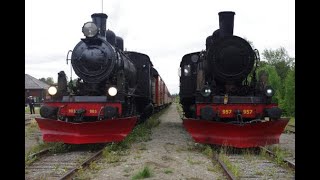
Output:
(66, 50), (73, 82)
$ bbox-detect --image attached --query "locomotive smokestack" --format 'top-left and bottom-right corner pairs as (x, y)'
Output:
(91, 13), (108, 38)
(218, 11), (235, 37)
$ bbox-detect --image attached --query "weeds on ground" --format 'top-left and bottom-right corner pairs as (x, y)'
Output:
(73, 158), (103, 179)
(218, 147), (241, 178)
(271, 146), (285, 166)
(75, 107), (168, 179)
(25, 119), (40, 135)
(175, 102), (184, 119)
(25, 142), (70, 166)
(132, 166), (152, 180)
(219, 153), (241, 178)
(187, 156), (202, 165)
(102, 108), (167, 164)
(288, 117), (295, 126)
(164, 168), (173, 174)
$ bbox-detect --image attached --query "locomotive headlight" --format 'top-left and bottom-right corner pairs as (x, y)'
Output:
(48, 86), (57, 96)
(82, 22), (98, 38)
(108, 87), (118, 96)
(201, 86), (211, 97)
(265, 87), (274, 97)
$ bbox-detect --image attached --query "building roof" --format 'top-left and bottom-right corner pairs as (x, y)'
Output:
(25, 74), (50, 89)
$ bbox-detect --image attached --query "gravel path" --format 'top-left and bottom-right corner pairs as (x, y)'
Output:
(94, 104), (225, 180)
(25, 116), (43, 153)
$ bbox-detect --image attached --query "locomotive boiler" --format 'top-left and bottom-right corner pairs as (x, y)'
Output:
(35, 13), (172, 144)
(180, 11), (289, 148)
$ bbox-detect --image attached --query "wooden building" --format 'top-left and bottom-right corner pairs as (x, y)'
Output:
(25, 74), (50, 103)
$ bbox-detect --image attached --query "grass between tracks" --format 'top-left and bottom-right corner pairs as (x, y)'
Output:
(131, 166), (153, 180)
(75, 106), (169, 179)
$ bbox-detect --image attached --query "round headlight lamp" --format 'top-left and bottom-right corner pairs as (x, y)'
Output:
(201, 86), (211, 97)
(265, 86), (274, 97)
(108, 87), (118, 96)
(48, 86), (57, 96)
(82, 22), (98, 38)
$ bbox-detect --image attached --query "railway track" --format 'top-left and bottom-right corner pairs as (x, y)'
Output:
(259, 146), (295, 169)
(213, 147), (295, 180)
(25, 146), (105, 180)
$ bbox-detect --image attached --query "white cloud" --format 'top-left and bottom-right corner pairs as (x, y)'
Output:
(26, 0), (295, 94)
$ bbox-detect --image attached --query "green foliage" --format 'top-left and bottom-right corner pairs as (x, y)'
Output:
(219, 153), (241, 178)
(258, 47), (295, 117)
(164, 169), (173, 174)
(282, 68), (295, 116)
(101, 108), (166, 164)
(202, 145), (213, 158)
(262, 47), (294, 81)
(25, 142), (70, 166)
(257, 65), (282, 103)
(132, 166), (152, 180)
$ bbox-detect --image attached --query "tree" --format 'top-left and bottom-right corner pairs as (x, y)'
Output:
(257, 64), (281, 103)
(262, 47), (294, 81)
(282, 67), (295, 116)
(39, 77), (55, 85)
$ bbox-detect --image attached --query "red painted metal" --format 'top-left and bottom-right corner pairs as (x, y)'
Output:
(196, 103), (278, 118)
(44, 102), (122, 116)
(35, 116), (137, 144)
(183, 118), (289, 148)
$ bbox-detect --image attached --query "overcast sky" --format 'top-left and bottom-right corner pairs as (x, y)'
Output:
(25, 0), (295, 94)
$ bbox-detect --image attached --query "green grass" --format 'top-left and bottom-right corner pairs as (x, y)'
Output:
(25, 142), (71, 166)
(101, 107), (168, 164)
(187, 157), (202, 165)
(164, 169), (173, 174)
(271, 146), (285, 166)
(288, 117), (295, 126)
(219, 153), (241, 178)
(202, 145), (213, 158)
(132, 166), (152, 180)
(25, 119), (40, 135)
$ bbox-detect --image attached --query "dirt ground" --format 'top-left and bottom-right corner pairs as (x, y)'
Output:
(94, 103), (225, 180)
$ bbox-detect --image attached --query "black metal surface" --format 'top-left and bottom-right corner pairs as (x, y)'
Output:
(207, 36), (255, 82)
(125, 51), (153, 98)
(62, 96), (108, 102)
(106, 29), (116, 46)
(40, 106), (58, 119)
(91, 13), (108, 38)
(218, 11), (235, 37)
(71, 38), (136, 84)
(116, 36), (124, 51)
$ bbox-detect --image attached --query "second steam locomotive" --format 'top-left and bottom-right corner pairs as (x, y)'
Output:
(36, 13), (171, 144)
(180, 11), (288, 148)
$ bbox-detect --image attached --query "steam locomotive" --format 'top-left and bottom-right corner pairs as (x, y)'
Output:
(180, 11), (288, 148)
(35, 13), (172, 144)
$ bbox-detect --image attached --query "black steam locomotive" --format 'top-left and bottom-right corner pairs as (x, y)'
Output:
(36, 13), (171, 144)
(180, 11), (288, 148)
